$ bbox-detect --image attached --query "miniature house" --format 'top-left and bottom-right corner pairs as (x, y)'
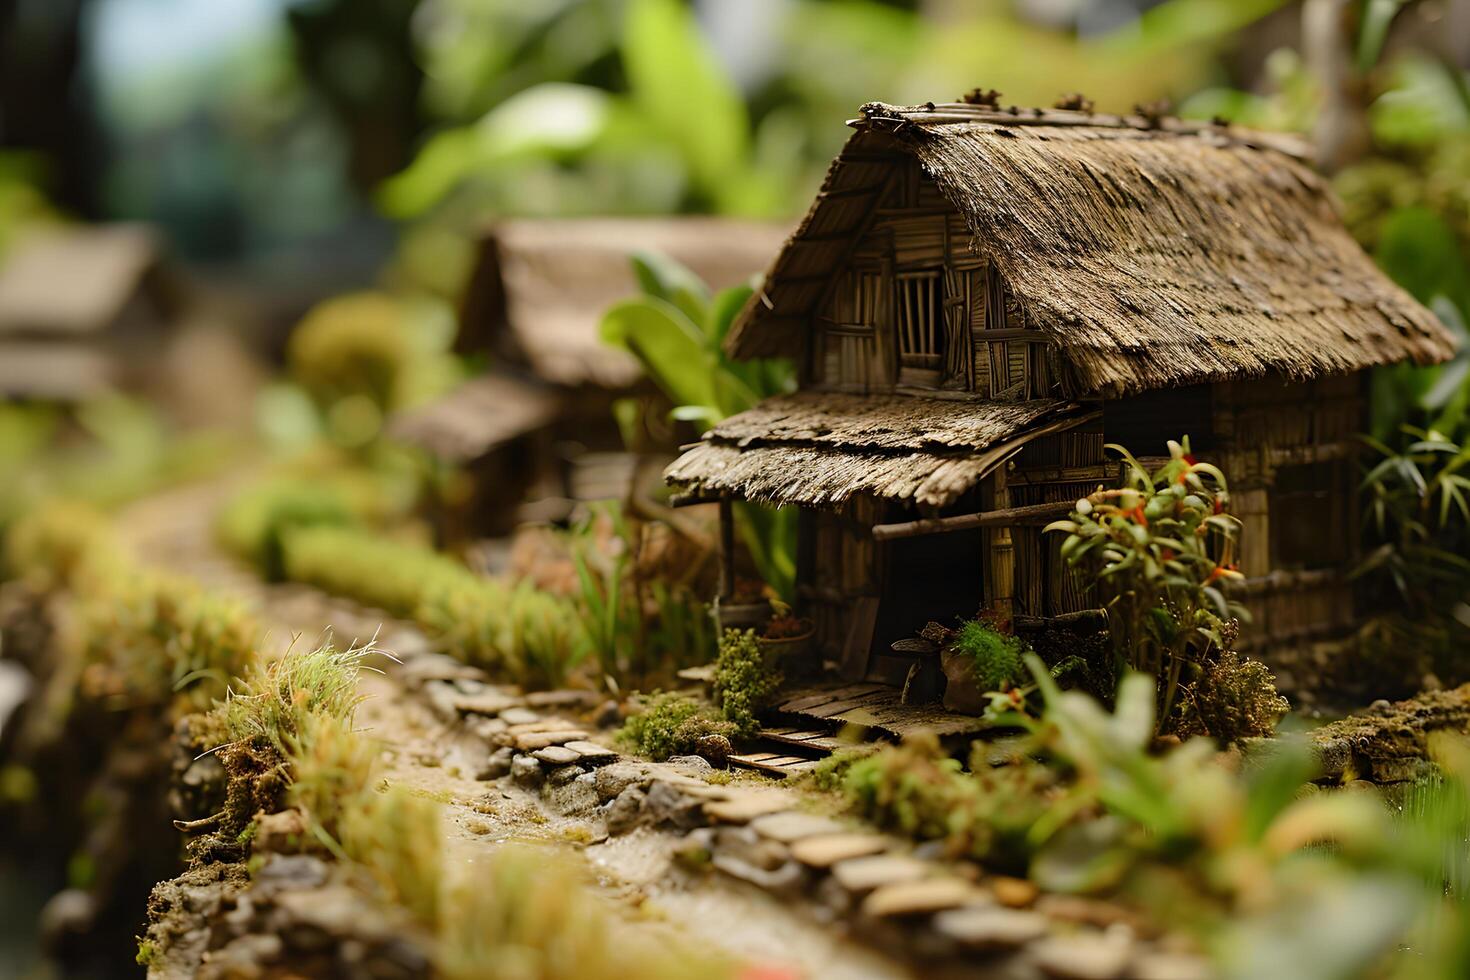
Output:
(666, 101), (1456, 689)
(0, 224), (177, 401)
(391, 218), (784, 537)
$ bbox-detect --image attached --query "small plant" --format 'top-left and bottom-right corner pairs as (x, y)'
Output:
(566, 504), (714, 691)
(1174, 648), (1289, 745)
(712, 628), (783, 740)
(79, 571), (260, 714)
(218, 635), (379, 755)
(618, 692), (735, 761)
(950, 617), (1028, 692)
(1046, 437), (1249, 726)
(600, 253), (797, 599)
(339, 783), (443, 926)
(763, 612), (812, 639)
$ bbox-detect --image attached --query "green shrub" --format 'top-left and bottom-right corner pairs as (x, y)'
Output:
(79, 572), (260, 714)
(216, 478), (356, 580)
(1046, 437), (1251, 725)
(419, 578), (586, 690)
(841, 734), (1059, 873)
(618, 692), (735, 761)
(3, 500), (115, 590)
(712, 628), (782, 740)
(280, 524), (478, 618)
(1174, 649), (1289, 745)
(951, 619), (1028, 692)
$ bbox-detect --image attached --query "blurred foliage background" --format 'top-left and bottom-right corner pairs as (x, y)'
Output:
(3, 1), (1464, 355)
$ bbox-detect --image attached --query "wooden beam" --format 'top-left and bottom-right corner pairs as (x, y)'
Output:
(871, 499), (1077, 541)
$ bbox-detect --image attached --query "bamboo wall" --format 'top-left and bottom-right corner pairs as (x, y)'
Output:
(1209, 372), (1367, 655)
(810, 156), (1056, 399)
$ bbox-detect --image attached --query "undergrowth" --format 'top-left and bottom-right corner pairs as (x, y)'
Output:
(712, 628), (782, 740)
(617, 692), (735, 761)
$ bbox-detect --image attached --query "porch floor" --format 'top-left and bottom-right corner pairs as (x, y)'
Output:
(720, 681), (988, 778)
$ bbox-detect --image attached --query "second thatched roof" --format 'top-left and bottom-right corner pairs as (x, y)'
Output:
(727, 102), (1454, 396)
(666, 392), (1094, 508)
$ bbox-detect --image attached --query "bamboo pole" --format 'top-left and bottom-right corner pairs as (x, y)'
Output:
(717, 496), (736, 600)
(870, 499), (1076, 541)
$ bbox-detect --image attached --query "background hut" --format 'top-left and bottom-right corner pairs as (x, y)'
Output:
(394, 217), (785, 537)
(0, 224), (178, 401)
(669, 101), (1455, 692)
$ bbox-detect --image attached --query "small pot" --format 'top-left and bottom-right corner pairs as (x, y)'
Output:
(758, 627), (816, 670)
(714, 598), (770, 634)
(940, 647), (988, 715)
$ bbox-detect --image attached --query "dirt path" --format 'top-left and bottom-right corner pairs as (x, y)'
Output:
(116, 476), (913, 979)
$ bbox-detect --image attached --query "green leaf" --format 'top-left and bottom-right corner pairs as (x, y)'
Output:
(709, 284), (755, 349)
(631, 251), (711, 330)
(623, 0), (749, 197)
(600, 297), (719, 419)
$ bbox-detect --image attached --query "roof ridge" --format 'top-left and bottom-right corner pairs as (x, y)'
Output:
(852, 101), (1312, 160)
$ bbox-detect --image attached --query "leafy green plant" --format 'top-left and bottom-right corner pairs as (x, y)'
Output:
(712, 628), (782, 741)
(1357, 427), (1470, 609)
(1046, 437), (1248, 725)
(600, 253), (797, 600)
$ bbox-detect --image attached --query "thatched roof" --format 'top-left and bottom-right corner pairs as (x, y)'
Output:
(666, 392), (1093, 508)
(727, 102), (1454, 396)
(0, 225), (165, 338)
(387, 373), (559, 463)
(459, 218), (787, 389)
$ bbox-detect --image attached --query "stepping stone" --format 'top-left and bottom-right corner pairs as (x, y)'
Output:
(532, 745), (581, 766)
(561, 740), (617, 765)
(861, 877), (981, 918)
(1029, 932), (1134, 980)
(830, 854), (931, 894)
(933, 906), (1048, 950)
(526, 689), (598, 709)
(749, 811), (848, 843)
(989, 875), (1040, 908)
(499, 707), (542, 726)
(703, 792), (792, 824)
(449, 689), (521, 716)
(514, 730), (588, 751)
(1130, 952), (1211, 980)
(789, 832), (890, 868)
(506, 718), (577, 735)
(676, 665), (715, 685)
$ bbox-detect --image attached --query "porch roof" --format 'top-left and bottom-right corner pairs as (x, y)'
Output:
(664, 392), (1092, 508)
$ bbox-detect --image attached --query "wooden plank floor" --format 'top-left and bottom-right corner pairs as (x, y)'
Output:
(772, 683), (988, 740)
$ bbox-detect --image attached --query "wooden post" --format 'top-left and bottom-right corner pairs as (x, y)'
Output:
(987, 468), (1016, 621)
(717, 496), (735, 601)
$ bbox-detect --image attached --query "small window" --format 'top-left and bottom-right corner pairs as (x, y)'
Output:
(1271, 462), (1349, 570)
(896, 271), (942, 387)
